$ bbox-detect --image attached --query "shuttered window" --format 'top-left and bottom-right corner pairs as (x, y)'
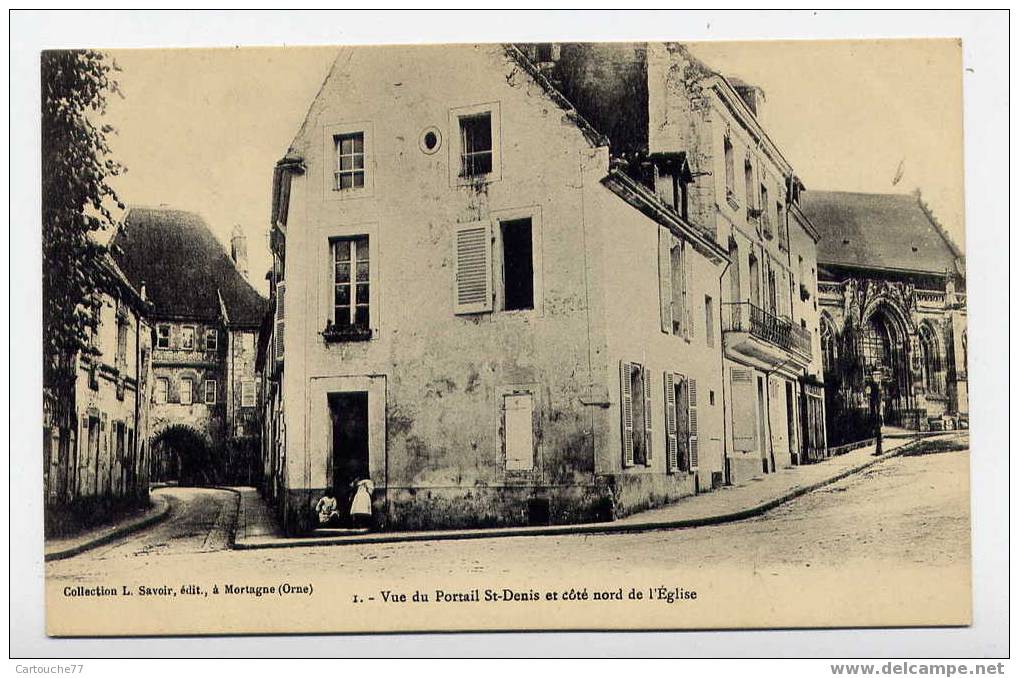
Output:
(688, 377), (699, 469)
(620, 361), (651, 467)
(671, 240), (692, 339)
(731, 367), (757, 452)
(453, 222), (493, 314)
(664, 372), (678, 472)
(504, 393), (534, 471)
(275, 282), (286, 361)
(659, 229), (673, 334)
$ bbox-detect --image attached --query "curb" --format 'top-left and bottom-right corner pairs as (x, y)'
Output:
(44, 493), (172, 562)
(233, 433), (964, 551)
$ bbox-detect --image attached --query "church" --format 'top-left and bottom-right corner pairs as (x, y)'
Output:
(801, 190), (967, 445)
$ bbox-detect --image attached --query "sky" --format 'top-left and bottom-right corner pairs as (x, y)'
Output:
(102, 40), (965, 295)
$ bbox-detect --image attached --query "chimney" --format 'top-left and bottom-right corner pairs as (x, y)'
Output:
(729, 78), (765, 119)
(231, 224), (249, 280)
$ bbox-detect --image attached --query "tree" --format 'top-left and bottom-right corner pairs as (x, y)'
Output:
(41, 50), (125, 401)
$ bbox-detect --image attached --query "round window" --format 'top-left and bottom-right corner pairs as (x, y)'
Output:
(419, 127), (441, 154)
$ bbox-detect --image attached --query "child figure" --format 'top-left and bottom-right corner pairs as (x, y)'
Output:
(315, 490), (340, 526)
(349, 478), (375, 529)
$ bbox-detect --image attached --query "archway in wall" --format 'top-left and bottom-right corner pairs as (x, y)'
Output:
(151, 425), (217, 487)
(858, 304), (912, 426)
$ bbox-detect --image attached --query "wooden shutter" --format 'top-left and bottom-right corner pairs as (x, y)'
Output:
(664, 371), (678, 473)
(688, 377), (699, 469)
(454, 222), (493, 314)
(730, 367), (757, 451)
(619, 361), (634, 467)
(504, 393), (534, 471)
(643, 365), (653, 465)
(683, 241), (693, 340)
(658, 228), (673, 334)
(275, 282), (286, 364)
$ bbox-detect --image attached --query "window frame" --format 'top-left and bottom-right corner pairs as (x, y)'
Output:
(180, 377), (194, 406)
(180, 325), (196, 351)
(330, 235), (371, 333)
(320, 223), (379, 341)
(155, 377), (169, 405)
(492, 206), (544, 315)
(323, 121), (373, 200)
(205, 328), (218, 351)
(449, 102), (502, 185)
(156, 324), (171, 349)
(204, 379), (217, 405)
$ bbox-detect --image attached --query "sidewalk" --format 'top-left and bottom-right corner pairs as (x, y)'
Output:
(44, 491), (172, 562)
(232, 431), (966, 550)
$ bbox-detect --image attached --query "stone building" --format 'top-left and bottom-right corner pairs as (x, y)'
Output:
(257, 43), (829, 534)
(111, 207), (267, 483)
(801, 190), (967, 444)
(642, 44), (829, 480)
(43, 255), (153, 533)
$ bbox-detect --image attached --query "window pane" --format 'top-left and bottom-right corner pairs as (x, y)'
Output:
(335, 307), (351, 327)
(355, 238), (369, 261)
(335, 262), (350, 283)
(340, 137), (353, 155)
(355, 283), (369, 304)
(352, 154), (364, 170)
(339, 173), (353, 190)
(354, 306), (370, 328)
(339, 155), (353, 171)
(335, 285), (350, 305)
(352, 171), (365, 188)
(356, 261), (370, 282)
(351, 135), (363, 153)
(334, 240), (351, 262)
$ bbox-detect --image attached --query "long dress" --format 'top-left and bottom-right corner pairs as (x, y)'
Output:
(350, 479), (374, 517)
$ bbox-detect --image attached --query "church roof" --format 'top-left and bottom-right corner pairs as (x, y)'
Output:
(800, 190), (962, 276)
(110, 206), (266, 327)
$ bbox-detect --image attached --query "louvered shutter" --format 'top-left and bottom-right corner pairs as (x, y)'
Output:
(688, 377), (699, 469)
(454, 222), (493, 314)
(619, 361), (634, 467)
(658, 229), (673, 334)
(664, 371), (678, 472)
(683, 241), (693, 340)
(731, 367), (757, 451)
(643, 365), (653, 465)
(275, 282), (286, 364)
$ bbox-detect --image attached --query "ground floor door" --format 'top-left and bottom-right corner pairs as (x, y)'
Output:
(757, 375), (771, 473)
(785, 381), (797, 465)
(328, 391), (370, 514)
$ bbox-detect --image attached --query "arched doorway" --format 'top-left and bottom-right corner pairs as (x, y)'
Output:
(151, 425), (217, 486)
(858, 305), (911, 426)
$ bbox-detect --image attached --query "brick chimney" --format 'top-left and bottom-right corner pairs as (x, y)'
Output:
(231, 224), (248, 280)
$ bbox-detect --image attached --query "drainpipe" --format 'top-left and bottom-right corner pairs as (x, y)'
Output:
(717, 253), (732, 485)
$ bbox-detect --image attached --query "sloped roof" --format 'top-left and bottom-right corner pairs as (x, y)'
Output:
(800, 190), (962, 275)
(110, 206), (266, 326)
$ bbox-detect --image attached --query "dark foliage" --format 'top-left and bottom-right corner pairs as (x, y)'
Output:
(41, 50), (124, 390)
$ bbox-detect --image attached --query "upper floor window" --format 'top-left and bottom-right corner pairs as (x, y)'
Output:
(723, 135), (735, 199)
(180, 377), (194, 406)
(704, 295), (715, 347)
(334, 132), (365, 190)
(205, 328), (218, 351)
(459, 112), (493, 177)
(205, 379), (217, 405)
(499, 218), (534, 311)
(156, 324), (170, 349)
(744, 157), (754, 211)
(116, 315), (129, 366)
(241, 380), (256, 408)
(155, 377), (169, 405)
(181, 326), (195, 350)
(760, 183), (771, 234)
(333, 236), (370, 332)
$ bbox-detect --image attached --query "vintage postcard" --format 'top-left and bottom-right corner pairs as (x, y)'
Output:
(42, 38), (970, 636)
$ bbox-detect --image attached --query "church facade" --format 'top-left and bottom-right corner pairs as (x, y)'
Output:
(801, 191), (967, 445)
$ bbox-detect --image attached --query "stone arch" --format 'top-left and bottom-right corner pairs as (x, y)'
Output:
(859, 300), (914, 425)
(917, 319), (944, 394)
(151, 424), (217, 486)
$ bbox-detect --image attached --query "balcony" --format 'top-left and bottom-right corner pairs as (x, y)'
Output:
(722, 301), (812, 370)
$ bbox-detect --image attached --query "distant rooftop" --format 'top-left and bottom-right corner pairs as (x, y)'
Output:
(110, 206), (266, 327)
(800, 190), (962, 276)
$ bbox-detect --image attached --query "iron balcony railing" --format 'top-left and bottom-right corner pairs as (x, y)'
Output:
(723, 301), (812, 358)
